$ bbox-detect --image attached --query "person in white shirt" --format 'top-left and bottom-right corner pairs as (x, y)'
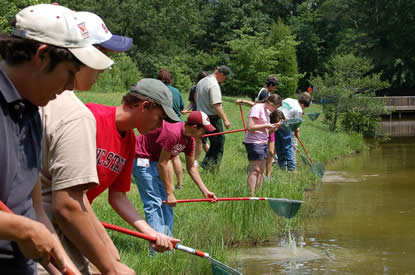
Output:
(275, 92), (312, 171)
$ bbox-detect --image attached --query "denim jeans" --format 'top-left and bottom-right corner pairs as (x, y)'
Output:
(274, 128), (296, 171)
(201, 115), (225, 170)
(132, 159), (174, 237)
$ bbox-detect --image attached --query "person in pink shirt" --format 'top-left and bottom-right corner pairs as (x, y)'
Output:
(133, 111), (217, 254)
(243, 94), (282, 196)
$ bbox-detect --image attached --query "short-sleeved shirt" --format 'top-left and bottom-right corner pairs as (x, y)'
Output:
(279, 98), (303, 120)
(167, 85), (184, 121)
(135, 121), (194, 161)
(257, 88), (270, 101)
(195, 75), (222, 115)
(244, 103), (271, 144)
(0, 69), (41, 274)
(85, 104), (136, 203)
(39, 91), (99, 213)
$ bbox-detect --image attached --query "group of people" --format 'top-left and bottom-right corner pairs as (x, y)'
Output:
(0, 3), (312, 275)
(0, 3), (224, 275)
(237, 76), (312, 195)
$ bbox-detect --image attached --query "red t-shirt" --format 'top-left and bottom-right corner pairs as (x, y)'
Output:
(135, 121), (195, 161)
(85, 104), (136, 203)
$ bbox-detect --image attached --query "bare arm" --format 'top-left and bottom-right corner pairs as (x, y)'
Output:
(182, 102), (194, 113)
(0, 210), (60, 270)
(108, 190), (179, 252)
(82, 195), (120, 261)
(52, 185), (117, 274)
(212, 103), (230, 129)
(158, 149), (176, 206)
(185, 154), (217, 200)
(32, 179), (80, 275)
(247, 117), (275, 132)
(236, 99), (256, 107)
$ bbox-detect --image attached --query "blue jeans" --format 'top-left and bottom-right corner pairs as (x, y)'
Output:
(132, 159), (174, 237)
(275, 128), (296, 171)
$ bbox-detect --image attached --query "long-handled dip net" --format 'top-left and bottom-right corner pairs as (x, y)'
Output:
(164, 197), (303, 219)
(297, 137), (325, 178)
(101, 222), (243, 275)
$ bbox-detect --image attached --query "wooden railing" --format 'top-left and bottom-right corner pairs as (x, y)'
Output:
(376, 96), (415, 112)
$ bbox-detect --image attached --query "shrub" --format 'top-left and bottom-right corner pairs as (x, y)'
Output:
(341, 111), (381, 138)
(91, 53), (143, 93)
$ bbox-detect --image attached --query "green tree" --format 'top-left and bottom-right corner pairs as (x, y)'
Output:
(310, 54), (389, 135)
(90, 53), (143, 93)
(226, 29), (279, 98)
(268, 19), (302, 98)
(0, 0), (49, 32)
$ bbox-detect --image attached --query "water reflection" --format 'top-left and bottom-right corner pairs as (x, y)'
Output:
(235, 137), (415, 274)
(380, 118), (415, 136)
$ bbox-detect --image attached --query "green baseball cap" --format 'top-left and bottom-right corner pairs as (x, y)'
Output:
(130, 78), (181, 123)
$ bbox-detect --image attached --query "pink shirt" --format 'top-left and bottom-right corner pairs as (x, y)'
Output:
(85, 104), (136, 203)
(135, 121), (195, 162)
(244, 103), (271, 144)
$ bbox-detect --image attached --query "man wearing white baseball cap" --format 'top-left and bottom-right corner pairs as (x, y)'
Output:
(0, 3), (115, 275)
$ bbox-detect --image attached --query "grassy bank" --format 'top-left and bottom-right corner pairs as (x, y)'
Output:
(77, 91), (366, 274)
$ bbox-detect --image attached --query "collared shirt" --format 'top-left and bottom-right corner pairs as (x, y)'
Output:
(0, 69), (41, 273)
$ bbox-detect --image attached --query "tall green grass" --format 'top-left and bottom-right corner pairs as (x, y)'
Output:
(77, 91), (366, 274)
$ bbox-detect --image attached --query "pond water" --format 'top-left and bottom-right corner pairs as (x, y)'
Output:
(235, 136), (415, 274)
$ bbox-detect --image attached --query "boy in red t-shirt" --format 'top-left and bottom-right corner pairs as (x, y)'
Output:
(85, 79), (181, 254)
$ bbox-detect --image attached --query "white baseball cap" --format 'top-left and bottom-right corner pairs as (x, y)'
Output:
(76, 11), (133, 52)
(12, 4), (113, 70)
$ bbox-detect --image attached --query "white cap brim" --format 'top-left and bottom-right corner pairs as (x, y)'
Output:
(69, 45), (113, 70)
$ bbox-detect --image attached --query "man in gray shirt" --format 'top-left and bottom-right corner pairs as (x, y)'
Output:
(196, 65), (231, 170)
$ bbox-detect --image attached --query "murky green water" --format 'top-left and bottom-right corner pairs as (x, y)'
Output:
(236, 137), (415, 274)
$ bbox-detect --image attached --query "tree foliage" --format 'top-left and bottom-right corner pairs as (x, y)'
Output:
(227, 29), (279, 98)
(2, 0), (413, 96)
(0, 0), (49, 32)
(310, 54), (389, 135)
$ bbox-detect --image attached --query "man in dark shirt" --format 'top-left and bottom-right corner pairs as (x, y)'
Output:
(257, 75), (279, 101)
(0, 4), (112, 274)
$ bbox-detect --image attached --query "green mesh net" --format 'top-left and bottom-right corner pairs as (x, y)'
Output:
(282, 118), (303, 131)
(306, 111), (321, 121)
(210, 257), (242, 275)
(311, 163), (325, 178)
(267, 199), (302, 219)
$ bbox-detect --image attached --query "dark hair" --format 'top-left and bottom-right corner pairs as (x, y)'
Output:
(157, 69), (173, 85)
(122, 91), (161, 109)
(258, 93), (282, 107)
(298, 92), (312, 107)
(265, 75), (279, 87)
(270, 110), (285, 124)
(196, 71), (208, 83)
(215, 65), (230, 76)
(0, 33), (82, 71)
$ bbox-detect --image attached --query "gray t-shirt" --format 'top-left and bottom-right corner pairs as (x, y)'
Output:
(195, 75), (222, 115)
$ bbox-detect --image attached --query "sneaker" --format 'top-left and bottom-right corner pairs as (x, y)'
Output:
(264, 176), (273, 181)
(194, 160), (199, 168)
(272, 154), (278, 164)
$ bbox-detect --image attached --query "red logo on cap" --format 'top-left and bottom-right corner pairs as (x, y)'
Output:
(77, 23), (89, 39)
(102, 23), (109, 33)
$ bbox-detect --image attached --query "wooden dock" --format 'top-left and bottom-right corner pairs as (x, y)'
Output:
(376, 96), (415, 112)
